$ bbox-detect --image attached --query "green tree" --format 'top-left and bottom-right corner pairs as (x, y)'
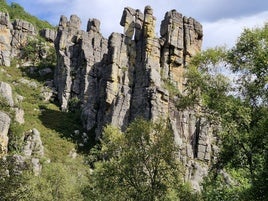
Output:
(85, 118), (197, 201)
(182, 24), (268, 201)
(25, 162), (88, 201)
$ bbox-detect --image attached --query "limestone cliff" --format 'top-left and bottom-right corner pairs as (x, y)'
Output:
(0, 11), (56, 67)
(54, 6), (216, 190)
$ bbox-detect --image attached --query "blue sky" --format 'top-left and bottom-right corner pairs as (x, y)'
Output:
(6, 0), (268, 49)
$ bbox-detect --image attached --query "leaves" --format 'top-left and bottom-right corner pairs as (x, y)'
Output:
(87, 118), (195, 201)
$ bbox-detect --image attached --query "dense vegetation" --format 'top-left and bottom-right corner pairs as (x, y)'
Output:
(183, 24), (268, 201)
(0, 2), (267, 200)
(84, 119), (199, 201)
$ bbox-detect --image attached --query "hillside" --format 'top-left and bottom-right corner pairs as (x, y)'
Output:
(0, 1), (267, 200)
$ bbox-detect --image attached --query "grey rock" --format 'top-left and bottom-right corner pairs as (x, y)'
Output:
(39, 67), (52, 76)
(0, 111), (11, 156)
(13, 19), (36, 34)
(23, 128), (44, 158)
(87, 18), (100, 32)
(41, 86), (54, 102)
(40, 28), (57, 42)
(53, 6), (218, 191)
(31, 157), (42, 176)
(10, 19), (36, 59)
(0, 12), (12, 66)
(18, 78), (38, 88)
(0, 81), (14, 107)
(14, 107), (25, 124)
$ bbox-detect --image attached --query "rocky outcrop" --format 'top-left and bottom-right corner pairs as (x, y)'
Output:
(40, 28), (57, 42)
(160, 10), (203, 92)
(0, 12), (12, 66)
(0, 11), (54, 67)
(10, 19), (36, 58)
(0, 111), (11, 156)
(23, 128), (44, 158)
(53, 6), (218, 190)
(0, 81), (14, 107)
(54, 6), (203, 134)
(23, 128), (44, 175)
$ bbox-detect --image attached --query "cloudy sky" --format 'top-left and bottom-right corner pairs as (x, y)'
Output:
(6, 0), (268, 49)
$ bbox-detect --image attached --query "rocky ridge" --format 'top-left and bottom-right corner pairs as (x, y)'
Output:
(0, 5), (218, 190)
(0, 11), (56, 67)
(54, 6), (215, 190)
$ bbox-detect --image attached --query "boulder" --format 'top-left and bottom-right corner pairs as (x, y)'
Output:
(0, 81), (14, 107)
(23, 128), (44, 158)
(0, 111), (11, 156)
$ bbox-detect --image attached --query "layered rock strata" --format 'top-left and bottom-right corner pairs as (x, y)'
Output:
(54, 6), (215, 190)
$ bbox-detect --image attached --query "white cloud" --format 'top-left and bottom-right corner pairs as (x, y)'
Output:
(35, 0), (66, 4)
(203, 11), (268, 49)
(6, 0), (268, 49)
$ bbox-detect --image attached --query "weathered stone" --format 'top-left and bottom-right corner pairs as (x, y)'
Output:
(18, 78), (38, 88)
(0, 81), (14, 107)
(10, 19), (36, 59)
(40, 28), (57, 42)
(160, 10), (202, 93)
(13, 19), (36, 34)
(0, 111), (11, 156)
(14, 107), (25, 124)
(38, 67), (52, 76)
(53, 6), (218, 191)
(87, 18), (100, 32)
(23, 128), (44, 158)
(0, 12), (12, 66)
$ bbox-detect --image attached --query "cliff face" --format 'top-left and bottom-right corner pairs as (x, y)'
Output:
(54, 6), (215, 190)
(0, 12), (38, 66)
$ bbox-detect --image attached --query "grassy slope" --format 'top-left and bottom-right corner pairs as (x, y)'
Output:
(0, 64), (88, 162)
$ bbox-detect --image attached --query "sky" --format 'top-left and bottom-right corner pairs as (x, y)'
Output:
(6, 0), (268, 49)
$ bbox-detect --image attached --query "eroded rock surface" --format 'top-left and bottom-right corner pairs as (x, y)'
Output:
(53, 6), (217, 190)
(0, 12), (12, 66)
(0, 11), (44, 66)
(0, 111), (11, 156)
(0, 81), (14, 107)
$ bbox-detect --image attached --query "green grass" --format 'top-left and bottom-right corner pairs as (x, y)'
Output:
(0, 64), (93, 162)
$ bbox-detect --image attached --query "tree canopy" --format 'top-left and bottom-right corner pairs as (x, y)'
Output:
(182, 23), (268, 201)
(85, 118), (198, 201)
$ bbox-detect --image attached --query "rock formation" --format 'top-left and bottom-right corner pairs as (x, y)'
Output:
(0, 81), (14, 107)
(0, 11), (49, 67)
(22, 128), (44, 175)
(0, 12), (12, 66)
(54, 6), (215, 190)
(0, 111), (11, 156)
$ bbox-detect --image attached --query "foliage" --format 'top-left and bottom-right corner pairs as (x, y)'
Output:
(182, 24), (268, 200)
(0, 95), (13, 115)
(8, 122), (25, 153)
(21, 37), (56, 67)
(85, 118), (198, 201)
(201, 170), (248, 201)
(0, 0), (54, 30)
(0, 158), (89, 201)
(178, 47), (230, 111)
(24, 162), (89, 201)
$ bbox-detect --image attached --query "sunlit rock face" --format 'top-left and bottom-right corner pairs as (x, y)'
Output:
(54, 6), (217, 191)
(0, 11), (37, 67)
